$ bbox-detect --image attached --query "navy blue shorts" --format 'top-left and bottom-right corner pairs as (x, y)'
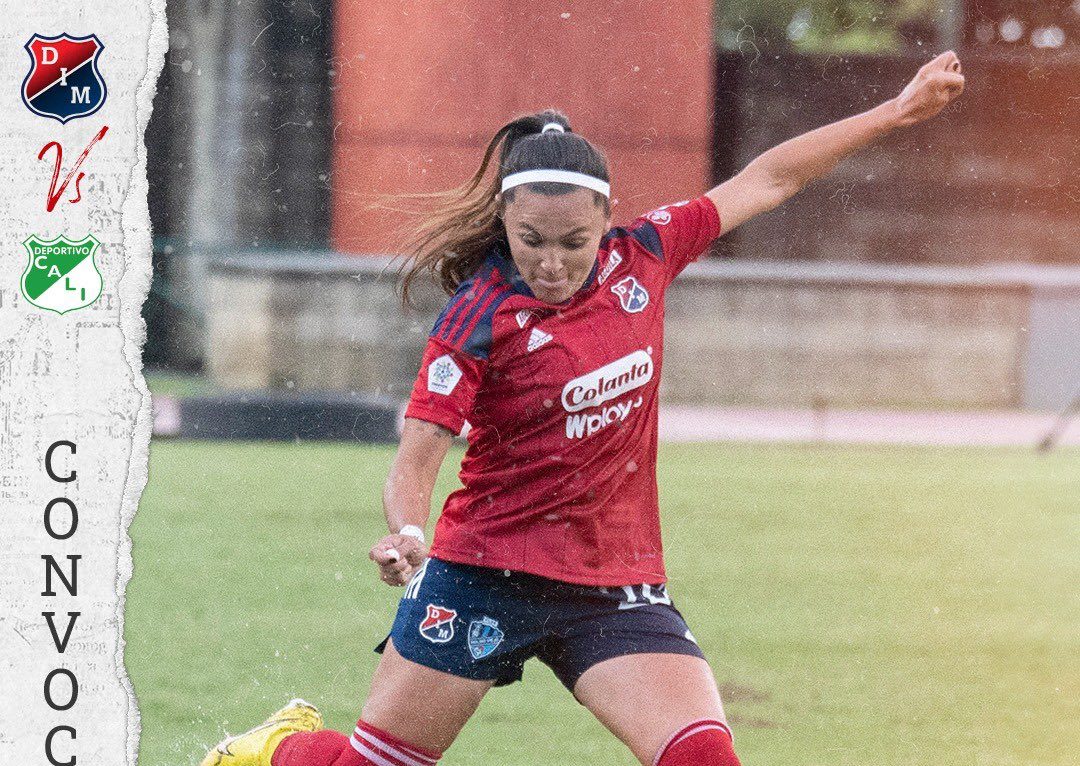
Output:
(375, 556), (704, 692)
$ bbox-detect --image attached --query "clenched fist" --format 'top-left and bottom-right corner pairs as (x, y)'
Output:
(894, 50), (965, 127)
(369, 533), (427, 586)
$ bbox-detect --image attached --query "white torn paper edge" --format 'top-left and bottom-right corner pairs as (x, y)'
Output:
(0, 3), (167, 764)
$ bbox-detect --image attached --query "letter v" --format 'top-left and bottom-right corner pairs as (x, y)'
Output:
(38, 125), (109, 212)
(43, 611), (80, 653)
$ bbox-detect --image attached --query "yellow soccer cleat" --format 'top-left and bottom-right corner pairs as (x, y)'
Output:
(200, 698), (323, 766)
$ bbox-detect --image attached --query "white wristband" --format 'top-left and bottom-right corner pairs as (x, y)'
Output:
(398, 524), (426, 545)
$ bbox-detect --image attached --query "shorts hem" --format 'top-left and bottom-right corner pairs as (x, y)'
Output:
(374, 633), (520, 687)
(551, 643), (707, 695)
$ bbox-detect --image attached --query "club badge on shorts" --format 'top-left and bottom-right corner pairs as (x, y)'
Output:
(611, 276), (649, 313)
(418, 604), (457, 643)
(467, 617), (505, 660)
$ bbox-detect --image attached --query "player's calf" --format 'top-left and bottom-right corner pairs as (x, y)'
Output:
(653, 719), (741, 766)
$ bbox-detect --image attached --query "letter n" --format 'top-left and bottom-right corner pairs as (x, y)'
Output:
(42, 555), (81, 597)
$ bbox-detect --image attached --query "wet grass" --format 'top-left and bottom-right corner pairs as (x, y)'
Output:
(128, 440), (1079, 765)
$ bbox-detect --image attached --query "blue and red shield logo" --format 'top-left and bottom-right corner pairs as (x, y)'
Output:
(611, 276), (650, 313)
(22, 33), (106, 123)
(418, 604), (457, 644)
(467, 617), (505, 660)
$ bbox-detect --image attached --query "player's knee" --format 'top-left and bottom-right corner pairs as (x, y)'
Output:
(653, 720), (741, 766)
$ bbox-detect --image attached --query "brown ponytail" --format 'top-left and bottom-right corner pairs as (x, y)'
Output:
(392, 109), (610, 305)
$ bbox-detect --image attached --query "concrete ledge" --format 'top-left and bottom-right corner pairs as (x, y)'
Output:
(208, 251), (400, 276)
(207, 250), (1080, 289)
(202, 253), (1080, 409)
(681, 259), (1080, 291)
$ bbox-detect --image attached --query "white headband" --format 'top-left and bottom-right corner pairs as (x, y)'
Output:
(500, 169), (611, 198)
(541, 122), (565, 134)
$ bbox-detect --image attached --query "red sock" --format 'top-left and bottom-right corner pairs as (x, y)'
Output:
(272, 721), (442, 766)
(272, 730), (356, 766)
(654, 719), (741, 766)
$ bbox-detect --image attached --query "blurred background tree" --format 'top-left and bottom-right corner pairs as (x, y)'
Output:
(716, 0), (955, 53)
(716, 1), (1080, 54)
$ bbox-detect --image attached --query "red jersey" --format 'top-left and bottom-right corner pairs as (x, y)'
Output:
(405, 195), (722, 586)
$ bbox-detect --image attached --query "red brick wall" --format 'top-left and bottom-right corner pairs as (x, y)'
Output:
(331, 1), (715, 253)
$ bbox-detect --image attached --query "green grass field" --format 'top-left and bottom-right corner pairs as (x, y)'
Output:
(127, 441), (1079, 766)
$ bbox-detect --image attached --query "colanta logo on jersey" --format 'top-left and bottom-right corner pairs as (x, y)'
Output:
(562, 350), (653, 413)
(562, 349), (654, 439)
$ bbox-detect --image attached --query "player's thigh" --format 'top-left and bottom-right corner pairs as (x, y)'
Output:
(361, 638), (495, 753)
(573, 652), (727, 766)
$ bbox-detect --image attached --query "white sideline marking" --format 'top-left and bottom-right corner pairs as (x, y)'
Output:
(658, 406), (1080, 447)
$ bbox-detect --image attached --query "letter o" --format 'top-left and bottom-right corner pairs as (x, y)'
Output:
(44, 498), (78, 540)
(44, 668), (78, 711)
(45, 725), (76, 766)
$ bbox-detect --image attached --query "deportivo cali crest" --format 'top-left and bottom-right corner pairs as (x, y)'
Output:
(21, 234), (103, 315)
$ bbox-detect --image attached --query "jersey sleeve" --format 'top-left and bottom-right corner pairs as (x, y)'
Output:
(404, 336), (485, 435)
(624, 194), (722, 282)
(403, 266), (511, 435)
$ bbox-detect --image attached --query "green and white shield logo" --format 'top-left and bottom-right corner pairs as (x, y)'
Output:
(21, 234), (103, 314)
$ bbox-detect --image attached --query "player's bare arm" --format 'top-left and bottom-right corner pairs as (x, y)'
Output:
(369, 417), (453, 586)
(707, 50), (965, 233)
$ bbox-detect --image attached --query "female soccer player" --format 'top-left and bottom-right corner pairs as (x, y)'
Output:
(202, 51), (963, 766)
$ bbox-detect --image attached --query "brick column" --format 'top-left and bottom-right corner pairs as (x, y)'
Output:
(331, 0), (715, 253)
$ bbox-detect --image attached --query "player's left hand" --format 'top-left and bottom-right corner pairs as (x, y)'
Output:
(893, 50), (965, 127)
(369, 533), (427, 586)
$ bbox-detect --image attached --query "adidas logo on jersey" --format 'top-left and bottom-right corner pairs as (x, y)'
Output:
(527, 327), (553, 352)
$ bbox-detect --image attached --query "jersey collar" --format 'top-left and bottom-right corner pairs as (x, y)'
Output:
(491, 240), (599, 305)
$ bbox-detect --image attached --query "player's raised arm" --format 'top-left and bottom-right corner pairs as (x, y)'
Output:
(369, 417), (453, 586)
(707, 50), (965, 233)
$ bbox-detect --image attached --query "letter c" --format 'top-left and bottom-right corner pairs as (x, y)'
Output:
(45, 441), (76, 483)
(45, 726), (75, 766)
